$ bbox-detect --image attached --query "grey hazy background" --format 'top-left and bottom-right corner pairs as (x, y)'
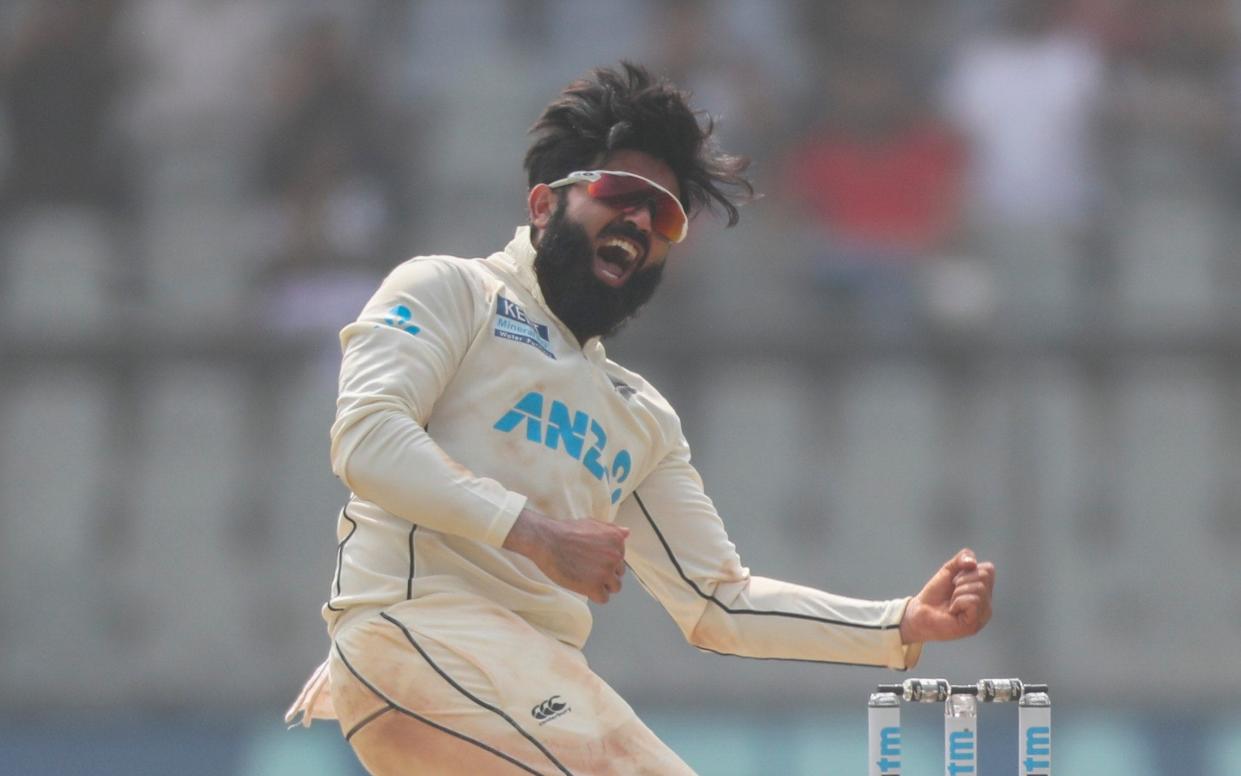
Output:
(1, 1), (1238, 774)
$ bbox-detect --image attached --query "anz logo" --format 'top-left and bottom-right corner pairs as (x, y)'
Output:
(382, 305), (420, 336)
(494, 392), (632, 503)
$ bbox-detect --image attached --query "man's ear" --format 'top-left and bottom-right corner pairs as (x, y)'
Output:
(528, 184), (556, 233)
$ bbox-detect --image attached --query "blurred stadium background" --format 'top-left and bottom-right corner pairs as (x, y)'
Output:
(1, 0), (1239, 774)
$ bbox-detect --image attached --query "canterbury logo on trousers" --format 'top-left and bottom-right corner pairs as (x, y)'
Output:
(531, 695), (569, 723)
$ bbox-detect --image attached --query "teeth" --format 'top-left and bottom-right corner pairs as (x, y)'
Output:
(601, 237), (638, 263)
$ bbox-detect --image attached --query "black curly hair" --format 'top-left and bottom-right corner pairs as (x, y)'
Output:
(524, 62), (753, 228)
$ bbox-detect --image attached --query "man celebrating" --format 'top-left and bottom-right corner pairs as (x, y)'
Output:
(287, 63), (996, 775)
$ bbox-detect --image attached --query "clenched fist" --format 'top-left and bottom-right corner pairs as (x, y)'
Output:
(900, 548), (996, 644)
(503, 507), (629, 604)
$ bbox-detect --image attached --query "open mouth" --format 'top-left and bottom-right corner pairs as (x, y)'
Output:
(593, 236), (645, 288)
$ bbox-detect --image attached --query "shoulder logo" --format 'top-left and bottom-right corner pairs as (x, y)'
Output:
(494, 296), (555, 359)
(609, 376), (637, 400)
(531, 695), (570, 725)
(382, 305), (421, 336)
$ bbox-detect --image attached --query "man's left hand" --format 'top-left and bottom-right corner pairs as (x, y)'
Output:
(899, 548), (995, 644)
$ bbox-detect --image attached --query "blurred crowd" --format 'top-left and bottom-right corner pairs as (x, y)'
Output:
(2, 8), (1241, 762)
(1, 0), (1238, 345)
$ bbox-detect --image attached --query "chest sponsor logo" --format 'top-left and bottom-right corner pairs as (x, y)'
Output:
(494, 296), (555, 360)
(494, 392), (632, 504)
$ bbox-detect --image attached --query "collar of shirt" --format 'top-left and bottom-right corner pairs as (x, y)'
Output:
(501, 226), (608, 362)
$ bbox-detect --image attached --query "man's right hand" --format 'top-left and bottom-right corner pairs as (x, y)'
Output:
(899, 547), (996, 644)
(502, 507), (629, 604)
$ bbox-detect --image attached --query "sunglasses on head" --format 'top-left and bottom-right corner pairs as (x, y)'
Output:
(547, 170), (688, 243)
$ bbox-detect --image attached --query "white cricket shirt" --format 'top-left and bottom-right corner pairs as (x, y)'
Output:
(324, 226), (920, 669)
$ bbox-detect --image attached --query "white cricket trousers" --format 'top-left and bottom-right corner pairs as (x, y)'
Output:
(324, 591), (697, 775)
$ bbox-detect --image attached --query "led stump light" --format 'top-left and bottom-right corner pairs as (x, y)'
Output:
(868, 678), (1051, 775)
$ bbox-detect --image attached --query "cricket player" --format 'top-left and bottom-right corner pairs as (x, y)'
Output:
(287, 62), (996, 775)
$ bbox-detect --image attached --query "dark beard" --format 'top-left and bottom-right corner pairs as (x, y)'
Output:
(533, 201), (664, 343)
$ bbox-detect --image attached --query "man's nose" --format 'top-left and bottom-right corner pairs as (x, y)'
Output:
(619, 200), (654, 234)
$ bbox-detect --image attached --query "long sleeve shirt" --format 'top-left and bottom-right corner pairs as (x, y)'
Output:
(322, 226), (921, 670)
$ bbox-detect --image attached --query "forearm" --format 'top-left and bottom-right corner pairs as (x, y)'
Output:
(333, 408), (526, 547)
(686, 575), (920, 669)
(501, 507), (552, 559)
(618, 442), (922, 670)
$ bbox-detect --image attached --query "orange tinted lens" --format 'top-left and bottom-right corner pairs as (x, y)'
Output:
(586, 173), (686, 242)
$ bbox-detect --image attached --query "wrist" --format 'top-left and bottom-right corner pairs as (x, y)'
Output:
(503, 507), (552, 561)
(899, 596), (921, 645)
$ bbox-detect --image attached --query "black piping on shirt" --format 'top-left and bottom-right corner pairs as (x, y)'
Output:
(326, 507), (359, 612)
(631, 491), (899, 631)
(406, 524), (417, 599)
